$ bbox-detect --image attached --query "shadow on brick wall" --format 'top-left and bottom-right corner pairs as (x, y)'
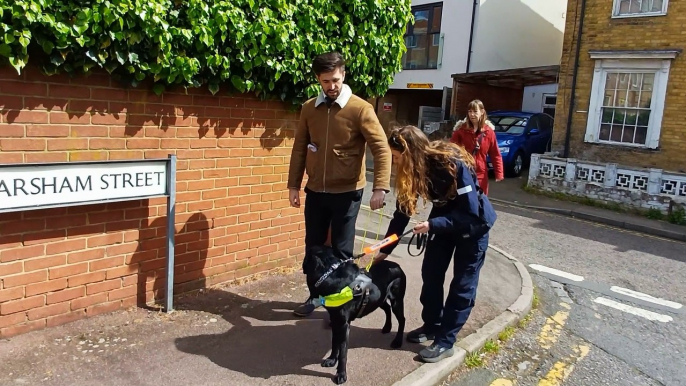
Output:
(129, 211), (211, 309)
(0, 68), (298, 141)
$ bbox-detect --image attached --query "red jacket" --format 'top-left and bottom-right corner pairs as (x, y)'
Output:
(450, 119), (503, 195)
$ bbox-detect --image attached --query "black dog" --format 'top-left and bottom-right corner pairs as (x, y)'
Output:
(303, 245), (407, 384)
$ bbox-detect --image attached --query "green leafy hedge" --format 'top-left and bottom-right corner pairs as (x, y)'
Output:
(0, 0), (412, 104)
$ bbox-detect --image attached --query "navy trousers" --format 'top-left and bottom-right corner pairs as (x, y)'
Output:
(419, 231), (489, 348)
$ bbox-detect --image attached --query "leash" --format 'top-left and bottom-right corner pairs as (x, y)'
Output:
(355, 203), (430, 271)
(357, 203), (386, 271)
(314, 257), (354, 288)
(407, 232), (428, 257)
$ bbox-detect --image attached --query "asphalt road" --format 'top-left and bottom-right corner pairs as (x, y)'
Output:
(448, 203), (686, 386)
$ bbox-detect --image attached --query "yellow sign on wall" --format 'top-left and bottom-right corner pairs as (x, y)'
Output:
(407, 83), (434, 89)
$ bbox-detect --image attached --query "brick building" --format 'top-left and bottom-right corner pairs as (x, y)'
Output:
(553, 0), (685, 171)
(0, 66), (306, 337)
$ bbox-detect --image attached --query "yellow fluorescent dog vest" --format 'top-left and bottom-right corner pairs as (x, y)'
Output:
(319, 286), (355, 308)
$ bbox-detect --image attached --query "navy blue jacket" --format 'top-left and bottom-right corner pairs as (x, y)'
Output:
(379, 157), (497, 255)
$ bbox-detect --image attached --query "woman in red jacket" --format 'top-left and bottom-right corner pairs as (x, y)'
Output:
(450, 100), (504, 195)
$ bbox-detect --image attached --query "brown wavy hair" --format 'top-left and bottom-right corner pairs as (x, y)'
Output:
(466, 99), (488, 132)
(388, 126), (475, 216)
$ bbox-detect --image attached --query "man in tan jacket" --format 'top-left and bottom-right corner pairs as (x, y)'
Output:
(288, 51), (392, 316)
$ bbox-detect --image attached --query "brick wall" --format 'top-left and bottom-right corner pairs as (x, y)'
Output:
(451, 81), (524, 120)
(0, 66), (304, 337)
(553, 0), (686, 171)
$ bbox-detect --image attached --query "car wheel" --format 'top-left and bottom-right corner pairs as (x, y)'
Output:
(506, 151), (524, 177)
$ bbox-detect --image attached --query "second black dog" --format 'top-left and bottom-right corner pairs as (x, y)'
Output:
(303, 245), (407, 384)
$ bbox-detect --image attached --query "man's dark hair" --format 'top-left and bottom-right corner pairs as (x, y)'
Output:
(312, 52), (346, 75)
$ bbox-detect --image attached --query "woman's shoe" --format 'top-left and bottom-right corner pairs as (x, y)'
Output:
(419, 343), (454, 363)
(406, 326), (438, 343)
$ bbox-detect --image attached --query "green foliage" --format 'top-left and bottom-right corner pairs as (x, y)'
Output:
(465, 352), (484, 368)
(482, 339), (500, 354)
(668, 206), (686, 226)
(0, 0), (412, 104)
(498, 326), (516, 342)
(646, 207), (664, 220)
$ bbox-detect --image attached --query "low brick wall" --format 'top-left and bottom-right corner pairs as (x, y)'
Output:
(528, 154), (686, 215)
(0, 66), (305, 337)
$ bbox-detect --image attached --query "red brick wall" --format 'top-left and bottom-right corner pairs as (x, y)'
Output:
(451, 81), (524, 119)
(0, 66), (305, 337)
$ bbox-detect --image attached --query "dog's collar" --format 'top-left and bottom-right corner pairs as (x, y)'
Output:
(314, 258), (353, 288)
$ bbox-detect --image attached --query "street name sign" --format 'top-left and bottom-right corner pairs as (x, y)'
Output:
(0, 156), (178, 312)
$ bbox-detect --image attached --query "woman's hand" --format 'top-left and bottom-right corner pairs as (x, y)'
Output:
(374, 252), (389, 263)
(413, 221), (430, 234)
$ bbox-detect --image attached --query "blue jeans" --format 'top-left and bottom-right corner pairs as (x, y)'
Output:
(419, 232), (489, 348)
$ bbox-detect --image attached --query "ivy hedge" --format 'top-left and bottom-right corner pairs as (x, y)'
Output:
(0, 0), (412, 104)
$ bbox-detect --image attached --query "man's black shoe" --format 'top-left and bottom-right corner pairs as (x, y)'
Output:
(293, 297), (321, 317)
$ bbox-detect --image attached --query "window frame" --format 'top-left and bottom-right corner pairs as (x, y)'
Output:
(402, 2), (443, 70)
(584, 54), (674, 149)
(542, 93), (557, 118)
(612, 0), (668, 19)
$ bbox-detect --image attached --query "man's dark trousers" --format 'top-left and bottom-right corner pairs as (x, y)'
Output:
(419, 232), (489, 348)
(302, 188), (364, 280)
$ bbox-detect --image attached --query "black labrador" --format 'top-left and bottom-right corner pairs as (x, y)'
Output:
(303, 245), (407, 384)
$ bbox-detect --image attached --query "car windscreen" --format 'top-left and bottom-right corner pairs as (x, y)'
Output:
(491, 116), (528, 135)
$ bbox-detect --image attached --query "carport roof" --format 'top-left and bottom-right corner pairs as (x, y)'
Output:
(451, 65), (559, 89)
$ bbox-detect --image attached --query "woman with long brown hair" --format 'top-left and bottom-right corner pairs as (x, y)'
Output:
(451, 99), (504, 195)
(374, 126), (497, 363)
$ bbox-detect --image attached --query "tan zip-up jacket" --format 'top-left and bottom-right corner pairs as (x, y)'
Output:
(287, 84), (392, 194)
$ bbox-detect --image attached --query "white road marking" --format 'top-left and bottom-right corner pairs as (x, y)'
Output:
(610, 286), (682, 310)
(529, 264), (585, 282)
(594, 297), (673, 323)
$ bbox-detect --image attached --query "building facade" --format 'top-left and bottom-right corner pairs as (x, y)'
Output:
(376, 0), (568, 131)
(552, 0), (685, 171)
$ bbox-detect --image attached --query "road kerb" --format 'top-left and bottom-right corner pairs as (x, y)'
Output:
(391, 348), (468, 386)
(391, 244), (534, 386)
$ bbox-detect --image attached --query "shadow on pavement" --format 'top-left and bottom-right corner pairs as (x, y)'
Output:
(173, 288), (420, 381)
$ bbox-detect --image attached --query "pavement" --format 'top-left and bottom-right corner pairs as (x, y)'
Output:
(0, 195), (531, 386)
(487, 172), (686, 243)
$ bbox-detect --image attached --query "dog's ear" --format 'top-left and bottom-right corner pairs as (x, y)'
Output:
(302, 246), (320, 275)
(307, 245), (325, 257)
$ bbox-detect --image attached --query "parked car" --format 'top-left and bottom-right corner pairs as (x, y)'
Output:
(486, 111), (554, 177)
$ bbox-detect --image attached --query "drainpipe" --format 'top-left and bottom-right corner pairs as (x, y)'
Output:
(563, 0), (587, 158)
(466, 0), (478, 73)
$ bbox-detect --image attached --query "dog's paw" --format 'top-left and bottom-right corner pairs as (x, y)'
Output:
(333, 372), (347, 384)
(321, 358), (337, 368)
(381, 324), (391, 334)
(390, 338), (403, 349)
